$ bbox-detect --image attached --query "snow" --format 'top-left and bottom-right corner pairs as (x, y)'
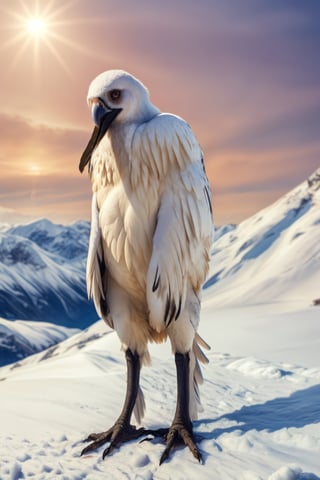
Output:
(0, 170), (320, 479)
(0, 317), (319, 479)
(203, 169), (320, 307)
(200, 304), (320, 368)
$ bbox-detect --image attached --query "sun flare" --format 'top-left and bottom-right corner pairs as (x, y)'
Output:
(4, 1), (104, 75)
(27, 18), (47, 36)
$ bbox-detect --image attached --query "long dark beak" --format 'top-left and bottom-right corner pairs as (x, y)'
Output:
(79, 99), (122, 173)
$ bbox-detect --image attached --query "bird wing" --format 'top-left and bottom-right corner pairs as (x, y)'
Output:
(134, 114), (213, 330)
(86, 192), (112, 325)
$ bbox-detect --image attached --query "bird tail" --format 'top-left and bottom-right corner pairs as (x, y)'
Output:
(189, 333), (210, 420)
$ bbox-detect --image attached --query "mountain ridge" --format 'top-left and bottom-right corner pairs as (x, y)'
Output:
(0, 219), (97, 328)
(204, 168), (320, 306)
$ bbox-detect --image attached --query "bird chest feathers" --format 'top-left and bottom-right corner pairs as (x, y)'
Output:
(90, 133), (159, 294)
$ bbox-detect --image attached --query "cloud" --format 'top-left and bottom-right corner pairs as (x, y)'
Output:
(0, 112), (91, 222)
(1, 0), (320, 225)
(0, 171), (91, 223)
(0, 112), (87, 173)
(212, 103), (320, 154)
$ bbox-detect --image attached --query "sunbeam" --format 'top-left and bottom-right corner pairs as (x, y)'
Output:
(0, 0), (98, 75)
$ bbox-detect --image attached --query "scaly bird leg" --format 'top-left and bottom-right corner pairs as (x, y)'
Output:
(81, 348), (147, 459)
(159, 352), (202, 465)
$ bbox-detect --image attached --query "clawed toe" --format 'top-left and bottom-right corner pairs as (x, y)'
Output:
(83, 431), (109, 443)
(138, 424), (202, 464)
(81, 423), (202, 464)
(81, 430), (112, 456)
(80, 423), (149, 458)
(159, 423), (202, 465)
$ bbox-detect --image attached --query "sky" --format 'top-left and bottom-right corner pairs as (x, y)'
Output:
(0, 0), (319, 226)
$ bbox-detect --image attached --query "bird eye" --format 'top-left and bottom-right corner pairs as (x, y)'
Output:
(109, 89), (121, 102)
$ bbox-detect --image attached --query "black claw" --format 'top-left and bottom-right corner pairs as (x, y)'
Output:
(195, 449), (203, 464)
(159, 449), (169, 465)
(102, 443), (116, 459)
(81, 443), (97, 456)
(81, 432), (111, 456)
(80, 446), (89, 456)
(159, 435), (176, 466)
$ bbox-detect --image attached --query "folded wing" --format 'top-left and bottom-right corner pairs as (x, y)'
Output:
(133, 114), (213, 331)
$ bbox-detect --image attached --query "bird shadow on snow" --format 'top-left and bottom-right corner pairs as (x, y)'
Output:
(197, 384), (320, 438)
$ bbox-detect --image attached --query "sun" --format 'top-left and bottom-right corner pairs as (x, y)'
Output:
(29, 164), (41, 175)
(27, 18), (48, 36)
(2, 2), (72, 73)
(3, 1), (104, 75)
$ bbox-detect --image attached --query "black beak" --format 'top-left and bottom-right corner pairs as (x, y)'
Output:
(79, 101), (122, 173)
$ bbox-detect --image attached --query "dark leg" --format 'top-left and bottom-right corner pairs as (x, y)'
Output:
(81, 349), (147, 458)
(159, 352), (202, 465)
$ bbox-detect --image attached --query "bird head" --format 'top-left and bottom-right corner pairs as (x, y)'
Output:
(79, 69), (158, 173)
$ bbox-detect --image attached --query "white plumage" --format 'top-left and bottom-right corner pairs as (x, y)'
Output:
(80, 70), (213, 463)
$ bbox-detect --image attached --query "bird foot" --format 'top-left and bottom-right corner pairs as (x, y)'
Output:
(81, 421), (147, 459)
(160, 422), (202, 465)
(143, 422), (202, 465)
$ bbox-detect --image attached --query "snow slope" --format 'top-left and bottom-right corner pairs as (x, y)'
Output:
(200, 169), (320, 367)
(0, 170), (319, 479)
(0, 317), (319, 480)
(204, 169), (320, 306)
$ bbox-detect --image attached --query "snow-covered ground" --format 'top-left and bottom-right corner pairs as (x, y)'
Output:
(0, 169), (319, 479)
(0, 312), (319, 480)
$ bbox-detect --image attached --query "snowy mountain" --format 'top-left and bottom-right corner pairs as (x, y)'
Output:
(8, 219), (90, 263)
(0, 317), (78, 366)
(0, 218), (98, 365)
(204, 168), (320, 307)
(0, 218), (97, 329)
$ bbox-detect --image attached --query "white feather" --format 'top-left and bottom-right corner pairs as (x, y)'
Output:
(85, 70), (213, 422)
(86, 193), (104, 302)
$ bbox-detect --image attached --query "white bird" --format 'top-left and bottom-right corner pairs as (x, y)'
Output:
(79, 70), (213, 464)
